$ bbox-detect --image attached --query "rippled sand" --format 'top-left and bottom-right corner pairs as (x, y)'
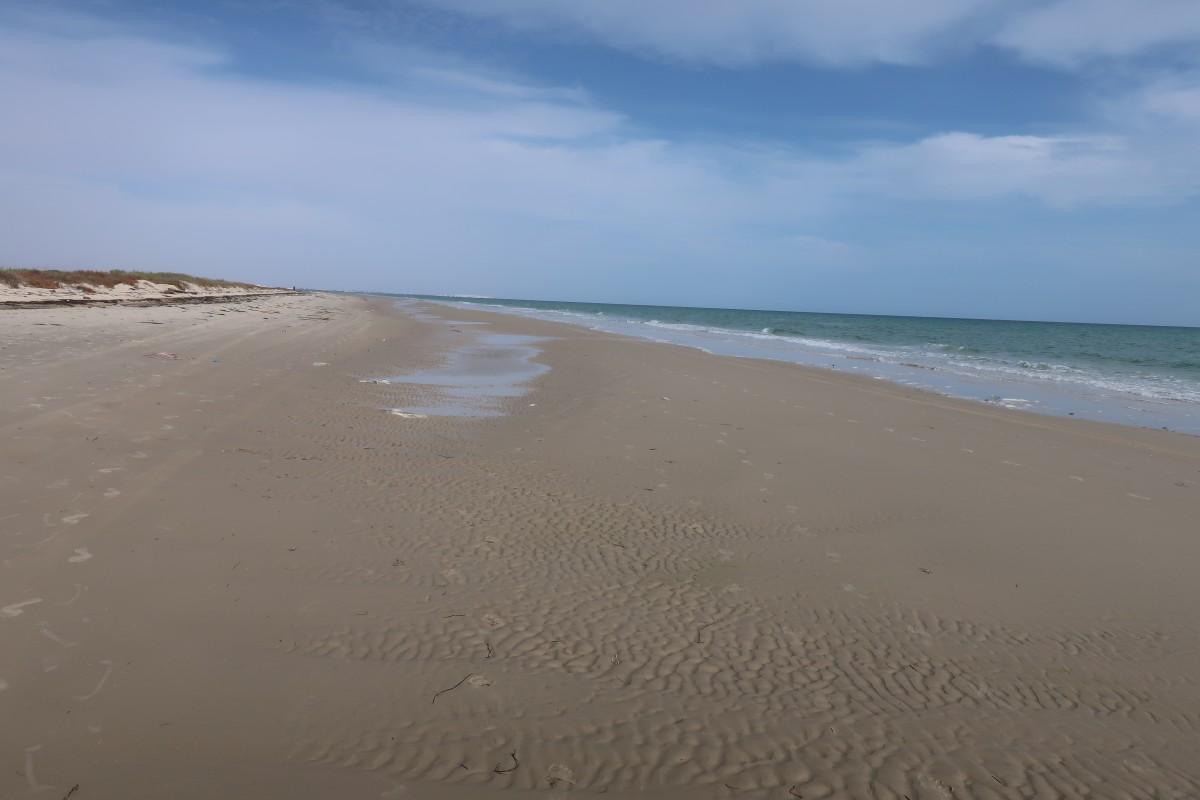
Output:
(2, 294), (1198, 799)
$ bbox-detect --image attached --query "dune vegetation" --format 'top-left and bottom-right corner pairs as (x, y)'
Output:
(0, 268), (257, 291)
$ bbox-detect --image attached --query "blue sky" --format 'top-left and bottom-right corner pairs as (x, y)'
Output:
(2, 1), (1199, 324)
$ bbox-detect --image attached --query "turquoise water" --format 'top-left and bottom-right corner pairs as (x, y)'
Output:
(396, 295), (1200, 433)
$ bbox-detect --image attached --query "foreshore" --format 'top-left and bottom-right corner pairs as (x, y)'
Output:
(3, 293), (1198, 798)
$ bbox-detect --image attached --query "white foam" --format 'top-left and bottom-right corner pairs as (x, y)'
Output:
(2, 598), (43, 618)
(388, 409), (428, 419)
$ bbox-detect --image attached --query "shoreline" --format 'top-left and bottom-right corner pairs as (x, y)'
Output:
(405, 297), (1199, 449)
(3, 293), (1198, 797)
(402, 294), (1200, 436)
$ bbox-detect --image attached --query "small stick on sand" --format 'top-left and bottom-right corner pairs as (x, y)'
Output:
(485, 640), (495, 659)
(695, 621), (715, 644)
(431, 673), (472, 704)
(62, 785), (81, 800)
(493, 751), (519, 774)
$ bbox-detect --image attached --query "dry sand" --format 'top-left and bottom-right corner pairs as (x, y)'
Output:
(2, 293), (1199, 799)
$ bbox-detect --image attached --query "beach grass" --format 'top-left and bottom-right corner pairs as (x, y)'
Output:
(0, 268), (257, 291)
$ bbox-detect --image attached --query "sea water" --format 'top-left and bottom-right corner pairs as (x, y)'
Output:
(378, 304), (549, 417)
(389, 295), (1200, 434)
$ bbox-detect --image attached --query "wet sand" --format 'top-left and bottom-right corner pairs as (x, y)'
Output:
(2, 293), (1199, 799)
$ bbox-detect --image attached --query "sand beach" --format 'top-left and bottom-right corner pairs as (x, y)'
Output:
(2, 293), (1199, 798)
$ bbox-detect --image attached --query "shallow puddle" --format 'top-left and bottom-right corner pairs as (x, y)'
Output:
(383, 331), (548, 417)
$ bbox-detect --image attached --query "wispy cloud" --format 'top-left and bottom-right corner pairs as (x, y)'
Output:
(994, 0), (1200, 65)
(844, 132), (1179, 207)
(1, 9), (1197, 319)
(344, 40), (592, 104)
(415, 0), (995, 67)
(415, 0), (1200, 69)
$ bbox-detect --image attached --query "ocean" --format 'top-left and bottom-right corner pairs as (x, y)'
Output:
(394, 295), (1200, 434)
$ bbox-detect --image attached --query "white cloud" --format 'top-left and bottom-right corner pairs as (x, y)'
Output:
(1, 12), (1198, 302)
(994, 0), (1200, 65)
(846, 132), (1174, 206)
(417, 0), (995, 67)
(416, 0), (1200, 69)
(0, 20), (834, 292)
(1130, 76), (1200, 123)
(345, 40), (592, 104)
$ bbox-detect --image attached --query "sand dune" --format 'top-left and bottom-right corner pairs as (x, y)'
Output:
(2, 294), (1198, 798)
(0, 276), (292, 306)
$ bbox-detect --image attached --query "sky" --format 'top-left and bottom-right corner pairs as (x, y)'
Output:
(2, 1), (1199, 325)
